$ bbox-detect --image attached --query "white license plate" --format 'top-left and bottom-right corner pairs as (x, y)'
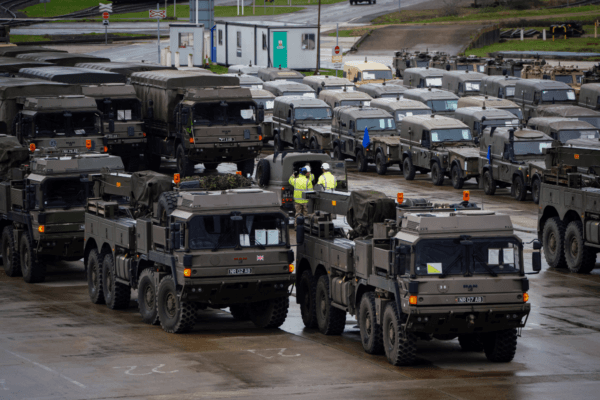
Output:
(456, 296), (484, 303)
(219, 137), (235, 142)
(228, 268), (252, 275)
(63, 149), (78, 153)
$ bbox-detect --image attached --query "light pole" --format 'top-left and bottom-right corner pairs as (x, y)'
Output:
(315, 0), (321, 74)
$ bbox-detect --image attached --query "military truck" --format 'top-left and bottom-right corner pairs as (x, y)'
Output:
(319, 89), (372, 109)
(399, 115), (477, 188)
(578, 83), (600, 111)
(75, 62), (175, 78)
(527, 117), (599, 144)
(295, 190), (538, 365)
(402, 67), (444, 89)
(16, 52), (110, 67)
(0, 57), (52, 76)
(480, 57), (517, 76)
(441, 70), (488, 98)
(0, 46), (66, 58)
(434, 55), (488, 73)
(302, 75), (355, 96)
(130, 70), (262, 177)
(522, 64), (585, 89)
(538, 143), (600, 273)
(251, 89), (276, 143)
(268, 96), (332, 151)
(453, 107), (520, 137)
(356, 83), (407, 99)
(257, 67), (304, 83)
(263, 81), (315, 98)
(478, 127), (552, 202)
(582, 64), (600, 85)
(480, 76), (521, 100)
(228, 63), (262, 76)
(83, 171), (295, 332)
(457, 96), (524, 120)
(255, 151), (348, 214)
(330, 106), (399, 174)
(343, 60), (393, 86)
(393, 51), (433, 78)
(514, 79), (577, 121)
(1, 150), (124, 283)
(370, 98), (432, 124)
(222, 73), (264, 90)
(403, 88), (459, 116)
(0, 134), (28, 182)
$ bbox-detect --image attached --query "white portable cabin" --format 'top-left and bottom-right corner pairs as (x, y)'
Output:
(214, 20), (318, 70)
(169, 23), (205, 67)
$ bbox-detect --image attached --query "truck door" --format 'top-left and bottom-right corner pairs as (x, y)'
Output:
(273, 32), (288, 69)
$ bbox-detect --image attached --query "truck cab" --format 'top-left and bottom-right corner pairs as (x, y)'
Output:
(578, 83), (600, 111)
(370, 98), (432, 125)
(453, 107), (520, 137)
(403, 88), (459, 115)
(480, 76), (521, 99)
(527, 117), (600, 144)
(403, 67), (444, 89)
(441, 70), (488, 97)
(343, 60), (393, 86)
(514, 79), (577, 121)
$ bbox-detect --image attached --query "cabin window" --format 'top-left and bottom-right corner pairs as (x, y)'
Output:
(302, 33), (315, 50)
(262, 33), (267, 50)
(236, 31), (242, 57)
(218, 29), (223, 45)
(178, 32), (194, 48)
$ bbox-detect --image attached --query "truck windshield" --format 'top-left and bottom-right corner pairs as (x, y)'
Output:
(240, 213), (288, 248)
(294, 108), (332, 120)
(34, 112), (98, 137)
(282, 91), (315, 98)
(193, 101), (257, 126)
(95, 98), (141, 121)
(395, 109), (431, 121)
(505, 108), (523, 120)
(464, 82), (480, 92)
(457, 65), (474, 71)
(357, 118), (395, 131)
(362, 70), (393, 80)
(541, 89), (576, 102)
(505, 87), (516, 97)
(254, 98), (274, 110)
(513, 141), (552, 155)
(577, 117), (600, 129)
(341, 100), (370, 107)
(42, 177), (91, 209)
(415, 60), (430, 67)
(415, 237), (521, 276)
(189, 215), (236, 250)
(425, 77), (442, 87)
(427, 100), (458, 112)
(431, 128), (472, 142)
(483, 118), (520, 128)
(554, 75), (573, 84)
(559, 129), (600, 143)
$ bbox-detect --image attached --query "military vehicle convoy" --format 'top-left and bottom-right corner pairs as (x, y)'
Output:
(84, 171), (295, 332)
(130, 70), (262, 177)
(1, 148), (124, 283)
(295, 189), (538, 365)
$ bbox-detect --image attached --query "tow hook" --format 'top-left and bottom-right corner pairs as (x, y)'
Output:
(468, 314), (476, 326)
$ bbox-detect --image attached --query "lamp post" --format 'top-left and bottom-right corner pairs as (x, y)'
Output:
(315, 0), (321, 74)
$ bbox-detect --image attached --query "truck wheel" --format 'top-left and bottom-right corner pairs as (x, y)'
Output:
(298, 270), (318, 328)
(356, 150), (368, 172)
(274, 134), (284, 152)
(565, 221), (597, 273)
(102, 254), (131, 310)
(249, 297), (289, 329)
(2, 226), (21, 277)
(124, 155), (141, 173)
(144, 149), (161, 172)
(157, 192), (179, 226)
(203, 162), (219, 171)
(87, 248), (105, 305)
(315, 275), (346, 335)
(20, 232), (45, 283)
(482, 328), (517, 362)
(256, 159), (271, 187)
(403, 158), (416, 180)
(138, 269), (160, 325)
(430, 162), (444, 186)
(543, 217), (567, 269)
(483, 170), (496, 195)
(176, 144), (195, 177)
(237, 159), (255, 177)
(512, 175), (527, 201)
(333, 145), (344, 161)
(229, 304), (251, 321)
(157, 275), (197, 333)
(359, 292), (384, 355)
(382, 302), (416, 366)
(532, 177), (541, 204)
(451, 165), (464, 189)
(458, 334), (484, 352)
(375, 152), (387, 175)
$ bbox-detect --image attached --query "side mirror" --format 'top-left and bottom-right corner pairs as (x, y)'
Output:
(287, 249), (295, 264)
(258, 109), (265, 123)
(532, 252), (542, 272)
(533, 239), (542, 250)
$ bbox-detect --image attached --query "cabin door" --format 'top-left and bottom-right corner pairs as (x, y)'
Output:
(273, 31), (288, 69)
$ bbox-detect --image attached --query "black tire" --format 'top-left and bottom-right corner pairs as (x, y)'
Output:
(315, 275), (346, 335)
(20, 232), (45, 283)
(87, 248), (105, 305)
(157, 191), (179, 226)
(203, 162), (219, 171)
(157, 275), (197, 333)
(102, 254), (131, 310)
(138, 269), (160, 325)
(483, 169), (496, 195)
(229, 304), (251, 321)
(565, 221), (597, 273)
(255, 159), (271, 187)
(333, 145), (343, 161)
(543, 217), (567, 269)
(512, 175), (527, 201)
(124, 155), (141, 173)
(359, 293), (384, 355)
(532, 177), (541, 205)
(237, 159), (255, 177)
(144, 149), (161, 172)
(176, 144), (195, 177)
(293, 137), (302, 150)
(249, 297), (289, 329)
(451, 164), (464, 189)
(310, 139), (320, 150)
(382, 302), (416, 366)
(2, 226), (20, 277)
(356, 150), (368, 172)
(375, 151), (387, 175)
(483, 329), (518, 362)
(403, 157), (416, 180)
(298, 270), (318, 328)
(458, 334), (484, 352)
(431, 161), (444, 186)
(274, 133), (284, 152)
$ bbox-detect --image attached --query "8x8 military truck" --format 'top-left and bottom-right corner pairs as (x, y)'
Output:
(84, 171), (295, 333)
(131, 70), (263, 177)
(295, 189), (539, 366)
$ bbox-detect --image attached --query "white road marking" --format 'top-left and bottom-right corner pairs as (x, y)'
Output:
(5, 351), (86, 389)
(114, 364), (178, 376)
(247, 348), (300, 359)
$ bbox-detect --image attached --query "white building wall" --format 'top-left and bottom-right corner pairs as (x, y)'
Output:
(257, 27), (269, 67)
(169, 24), (205, 67)
(216, 23), (226, 65)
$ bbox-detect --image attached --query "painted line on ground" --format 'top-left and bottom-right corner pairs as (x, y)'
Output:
(5, 350), (86, 389)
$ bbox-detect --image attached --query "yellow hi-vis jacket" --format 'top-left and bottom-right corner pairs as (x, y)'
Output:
(289, 174), (313, 204)
(317, 171), (337, 190)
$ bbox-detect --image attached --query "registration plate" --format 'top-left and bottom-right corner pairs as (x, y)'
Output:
(228, 268), (252, 275)
(63, 149), (78, 153)
(456, 296), (484, 303)
(219, 137), (235, 142)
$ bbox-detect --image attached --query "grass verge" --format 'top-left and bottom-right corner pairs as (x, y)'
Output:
(23, 0), (109, 17)
(467, 37), (600, 57)
(327, 27), (372, 37)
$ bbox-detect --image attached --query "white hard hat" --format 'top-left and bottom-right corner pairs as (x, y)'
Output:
(322, 163), (330, 170)
(304, 165), (311, 172)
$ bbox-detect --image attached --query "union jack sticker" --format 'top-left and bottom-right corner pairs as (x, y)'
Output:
(257, 255), (264, 261)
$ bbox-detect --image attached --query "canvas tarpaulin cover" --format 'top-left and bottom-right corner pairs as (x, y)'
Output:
(346, 190), (396, 237)
(0, 136), (28, 180)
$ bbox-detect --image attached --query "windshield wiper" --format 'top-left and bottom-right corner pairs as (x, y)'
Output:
(212, 228), (236, 252)
(473, 254), (498, 277)
(439, 253), (463, 278)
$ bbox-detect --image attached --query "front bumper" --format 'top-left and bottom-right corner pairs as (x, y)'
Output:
(187, 142), (262, 163)
(35, 231), (85, 258)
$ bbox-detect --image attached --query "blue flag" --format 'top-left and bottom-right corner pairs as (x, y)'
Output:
(362, 127), (370, 148)
(487, 145), (491, 163)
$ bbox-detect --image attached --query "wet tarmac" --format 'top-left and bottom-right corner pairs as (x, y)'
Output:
(1, 150), (600, 399)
